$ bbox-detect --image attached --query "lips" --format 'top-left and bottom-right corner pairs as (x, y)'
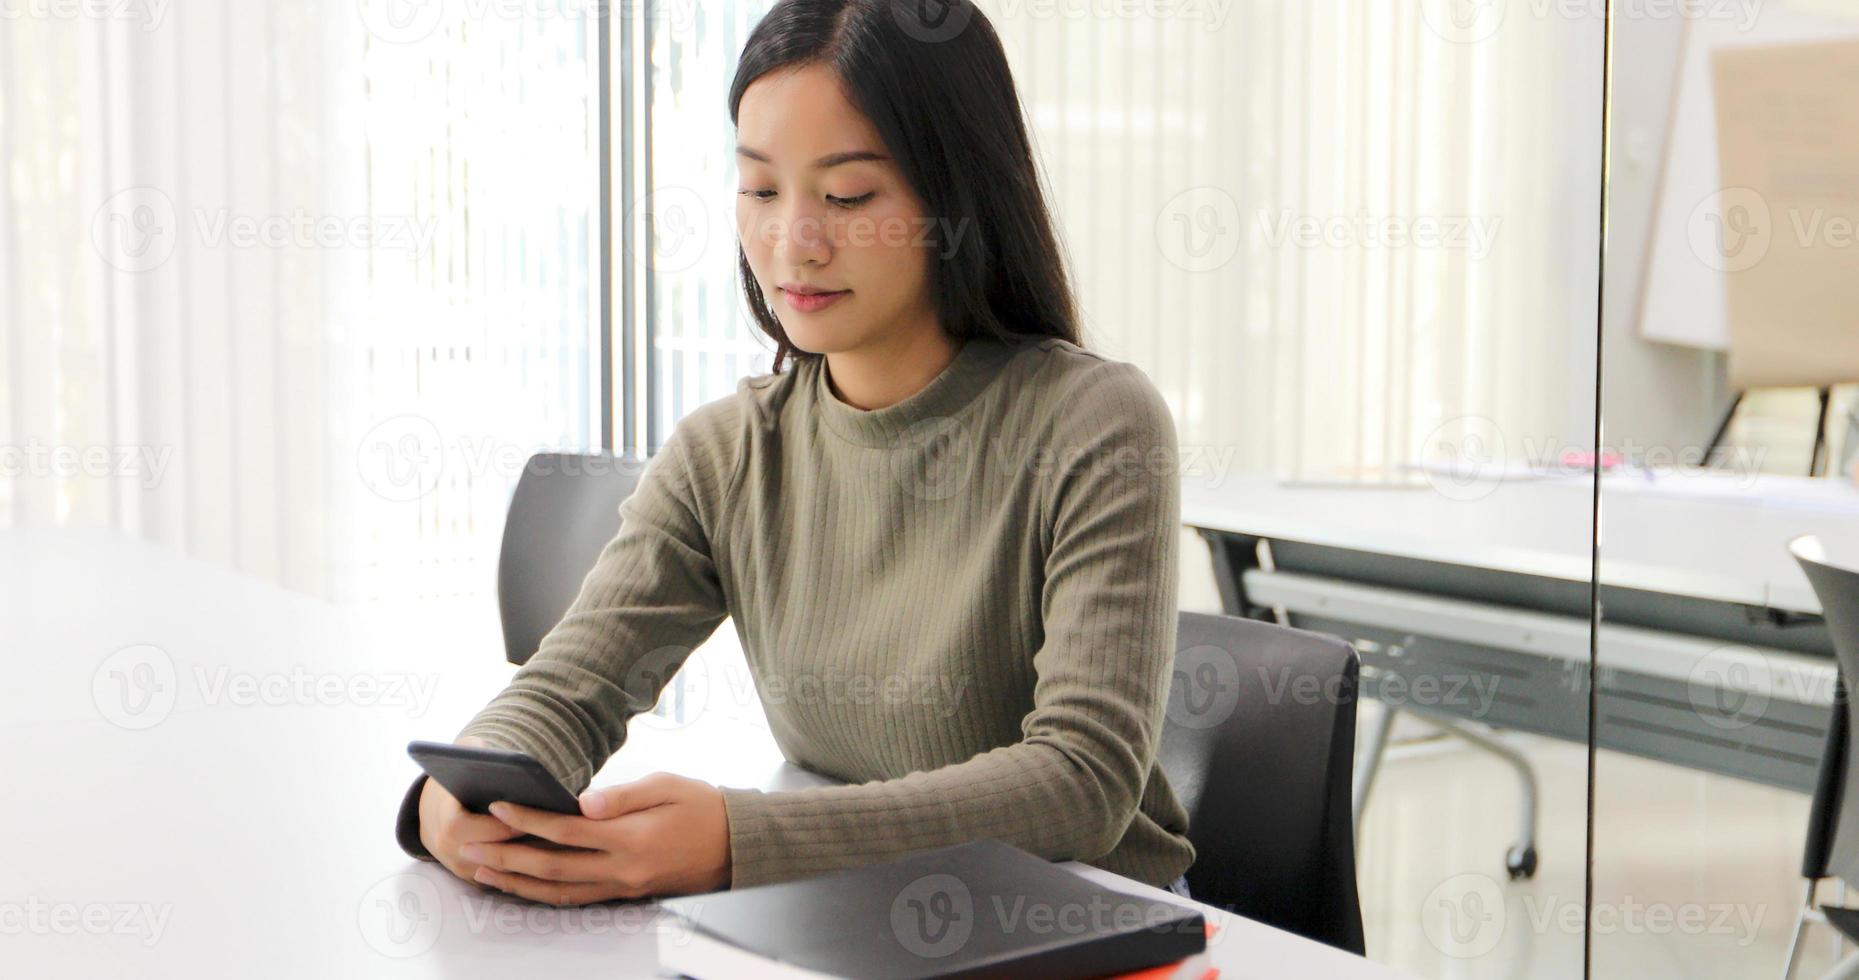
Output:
(778, 285), (850, 313)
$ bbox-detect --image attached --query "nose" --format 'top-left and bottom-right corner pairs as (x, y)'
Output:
(768, 199), (832, 268)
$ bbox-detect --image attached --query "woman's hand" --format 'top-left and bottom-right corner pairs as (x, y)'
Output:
(460, 772), (731, 905)
(417, 737), (522, 885)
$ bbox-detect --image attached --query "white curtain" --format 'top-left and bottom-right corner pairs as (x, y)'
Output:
(991, 0), (1604, 480)
(635, 0), (1604, 478)
(8, 0), (1605, 596)
(2, 1), (602, 606)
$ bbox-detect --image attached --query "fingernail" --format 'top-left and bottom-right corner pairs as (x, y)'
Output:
(488, 802), (509, 820)
(579, 793), (602, 817)
(473, 866), (493, 884)
(460, 844), (483, 861)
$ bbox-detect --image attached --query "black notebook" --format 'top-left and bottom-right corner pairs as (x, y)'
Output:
(655, 839), (1207, 980)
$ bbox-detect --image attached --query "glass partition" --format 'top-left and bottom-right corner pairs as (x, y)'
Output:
(987, 4), (1605, 976)
(1594, 4), (1859, 977)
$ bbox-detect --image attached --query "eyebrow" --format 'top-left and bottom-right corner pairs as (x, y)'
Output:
(735, 146), (891, 169)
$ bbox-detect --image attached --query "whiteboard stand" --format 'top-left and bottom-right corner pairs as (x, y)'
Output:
(1704, 386), (1840, 477)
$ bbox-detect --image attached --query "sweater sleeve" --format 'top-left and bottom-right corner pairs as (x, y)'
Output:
(394, 421), (733, 860)
(457, 425), (732, 789)
(719, 363), (1181, 888)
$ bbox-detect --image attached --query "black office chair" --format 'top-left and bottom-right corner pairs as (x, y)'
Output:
(1785, 536), (1859, 980)
(1158, 610), (1366, 955)
(497, 452), (646, 666)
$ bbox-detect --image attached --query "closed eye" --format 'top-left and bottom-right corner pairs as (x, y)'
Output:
(737, 190), (875, 208)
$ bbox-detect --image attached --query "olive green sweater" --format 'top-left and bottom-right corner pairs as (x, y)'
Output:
(396, 333), (1194, 889)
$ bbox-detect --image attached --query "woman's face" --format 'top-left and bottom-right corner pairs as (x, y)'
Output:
(734, 64), (940, 356)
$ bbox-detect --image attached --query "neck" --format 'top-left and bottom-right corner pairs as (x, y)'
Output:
(823, 327), (962, 412)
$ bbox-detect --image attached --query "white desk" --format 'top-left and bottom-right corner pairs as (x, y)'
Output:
(1185, 470), (1859, 615)
(1182, 470), (1859, 792)
(0, 528), (1410, 979)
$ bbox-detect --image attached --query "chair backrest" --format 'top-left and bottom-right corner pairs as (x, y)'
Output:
(497, 453), (646, 666)
(1157, 610), (1365, 955)
(1792, 536), (1859, 885)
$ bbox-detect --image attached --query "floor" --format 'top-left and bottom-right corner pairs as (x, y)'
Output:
(1356, 704), (1838, 978)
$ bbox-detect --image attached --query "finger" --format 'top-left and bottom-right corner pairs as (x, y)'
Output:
(487, 801), (596, 848)
(451, 812), (521, 843)
(473, 867), (632, 906)
(579, 773), (680, 820)
(461, 841), (611, 883)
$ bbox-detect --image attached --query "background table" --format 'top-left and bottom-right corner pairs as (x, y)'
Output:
(1185, 470), (1859, 793)
(0, 527), (1410, 978)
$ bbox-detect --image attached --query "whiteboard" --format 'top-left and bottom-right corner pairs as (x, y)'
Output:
(1637, 2), (1859, 351)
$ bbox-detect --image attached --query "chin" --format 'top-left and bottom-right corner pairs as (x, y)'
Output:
(780, 316), (858, 356)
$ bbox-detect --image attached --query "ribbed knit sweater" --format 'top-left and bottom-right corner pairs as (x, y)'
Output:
(395, 333), (1194, 889)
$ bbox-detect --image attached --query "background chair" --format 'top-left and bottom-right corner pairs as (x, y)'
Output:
(497, 452), (645, 666)
(1784, 535), (1859, 980)
(1158, 610), (1366, 955)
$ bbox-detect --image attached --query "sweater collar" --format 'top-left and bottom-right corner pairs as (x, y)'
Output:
(812, 335), (1022, 448)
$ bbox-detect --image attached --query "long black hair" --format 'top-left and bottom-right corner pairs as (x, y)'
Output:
(728, 0), (1082, 373)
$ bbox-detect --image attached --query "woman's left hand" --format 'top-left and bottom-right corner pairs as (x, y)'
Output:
(459, 772), (731, 905)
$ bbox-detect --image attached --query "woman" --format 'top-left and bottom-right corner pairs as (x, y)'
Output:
(396, 0), (1195, 905)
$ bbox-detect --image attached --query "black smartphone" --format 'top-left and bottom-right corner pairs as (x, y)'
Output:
(407, 740), (583, 816)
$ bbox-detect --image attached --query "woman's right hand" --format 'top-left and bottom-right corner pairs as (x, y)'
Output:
(417, 736), (522, 884)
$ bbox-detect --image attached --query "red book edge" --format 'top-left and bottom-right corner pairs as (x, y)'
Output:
(1104, 921), (1219, 980)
